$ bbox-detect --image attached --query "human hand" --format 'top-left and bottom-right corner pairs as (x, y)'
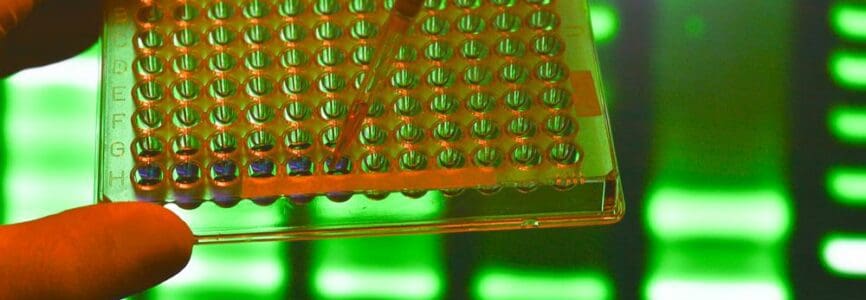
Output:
(0, 0), (102, 76)
(0, 203), (194, 299)
(0, 1), (194, 298)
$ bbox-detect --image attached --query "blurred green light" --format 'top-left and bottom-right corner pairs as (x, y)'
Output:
(644, 242), (791, 300)
(311, 192), (442, 221)
(830, 3), (866, 41)
(827, 167), (866, 205)
(311, 235), (444, 299)
(684, 16), (706, 38)
(646, 187), (791, 243)
(2, 45), (99, 224)
(829, 106), (866, 144)
(7, 58), (100, 88)
(646, 0), (791, 299)
(590, 4), (619, 43)
(473, 268), (612, 300)
(646, 278), (787, 300)
(152, 243), (288, 299)
(821, 233), (866, 277)
(311, 193), (444, 299)
(829, 50), (866, 90)
(315, 267), (441, 299)
(165, 200), (287, 230)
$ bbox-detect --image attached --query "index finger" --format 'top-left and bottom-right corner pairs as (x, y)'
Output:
(0, 202), (194, 299)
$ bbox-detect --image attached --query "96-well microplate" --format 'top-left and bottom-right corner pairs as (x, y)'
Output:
(98, 0), (623, 243)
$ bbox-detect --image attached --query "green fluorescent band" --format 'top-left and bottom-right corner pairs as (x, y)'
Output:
(646, 278), (788, 300)
(644, 242), (791, 300)
(646, 1), (791, 299)
(829, 106), (866, 144)
(590, 4), (619, 43)
(473, 268), (613, 300)
(827, 167), (866, 205)
(830, 3), (866, 41)
(314, 267), (442, 299)
(821, 233), (866, 277)
(311, 235), (444, 299)
(645, 187), (791, 243)
(152, 243), (288, 299)
(829, 50), (866, 90)
(311, 191), (444, 300)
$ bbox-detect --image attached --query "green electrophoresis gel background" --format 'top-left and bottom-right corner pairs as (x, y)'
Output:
(2, 0), (865, 299)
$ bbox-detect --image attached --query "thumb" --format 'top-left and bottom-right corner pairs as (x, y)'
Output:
(0, 202), (194, 299)
(0, 0), (102, 76)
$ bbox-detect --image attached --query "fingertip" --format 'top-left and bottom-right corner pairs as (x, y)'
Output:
(0, 203), (195, 299)
(101, 202), (196, 254)
(65, 202), (195, 298)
